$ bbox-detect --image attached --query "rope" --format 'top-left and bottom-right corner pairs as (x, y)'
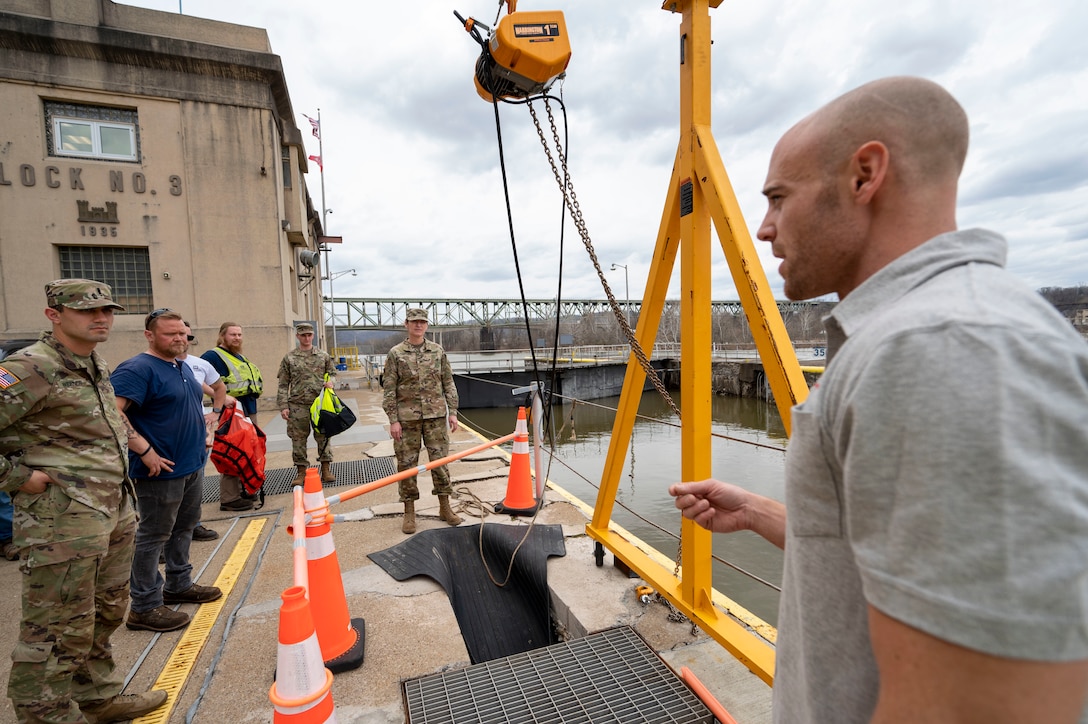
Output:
(455, 375), (786, 452)
(452, 485), (539, 588)
(458, 412), (781, 593)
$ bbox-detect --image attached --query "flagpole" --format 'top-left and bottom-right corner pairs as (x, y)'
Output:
(315, 110), (336, 354)
(317, 108), (327, 230)
(304, 111), (335, 354)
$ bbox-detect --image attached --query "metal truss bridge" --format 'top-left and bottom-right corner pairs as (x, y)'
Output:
(324, 298), (821, 331)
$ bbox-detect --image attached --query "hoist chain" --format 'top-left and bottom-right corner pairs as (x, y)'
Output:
(654, 592), (699, 637)
(528, 99), (680, 422)
(528, 97), (688, 586)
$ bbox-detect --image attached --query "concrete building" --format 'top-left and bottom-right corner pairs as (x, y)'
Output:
(0, 0), (328, 410)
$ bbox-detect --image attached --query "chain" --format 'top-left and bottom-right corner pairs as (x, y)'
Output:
(528, 99), (680, 421)
(742, 258), (800, 407)
(555, 398), (578, 441)
(529, 96), (690, 588)
(654, 592), (699, 637)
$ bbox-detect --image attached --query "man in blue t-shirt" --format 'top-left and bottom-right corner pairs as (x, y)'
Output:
(112, 309), (223, 633)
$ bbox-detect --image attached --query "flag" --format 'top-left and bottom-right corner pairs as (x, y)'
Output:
(308, 154), (322, 170)
(0, 366), (19, 389)
(303, 114), (320, 139)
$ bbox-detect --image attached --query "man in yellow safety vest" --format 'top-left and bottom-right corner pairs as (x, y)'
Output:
(201, 322), (263, 511)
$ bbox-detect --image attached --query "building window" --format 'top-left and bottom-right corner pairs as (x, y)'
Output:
(282, 146), (292, 188)
(57, 246), (152, 314)
(44, 101), (139, 162)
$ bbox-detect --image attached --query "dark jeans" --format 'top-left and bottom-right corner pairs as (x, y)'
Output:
(129, 470), (202, 613)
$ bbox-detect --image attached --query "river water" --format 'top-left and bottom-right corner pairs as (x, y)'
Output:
(457, 391), (788, 625)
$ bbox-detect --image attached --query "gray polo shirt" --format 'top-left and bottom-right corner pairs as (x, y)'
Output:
(774, 228), (1088, 723)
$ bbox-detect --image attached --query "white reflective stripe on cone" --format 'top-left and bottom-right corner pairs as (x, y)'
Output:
(306, 531), (336, 560)
(276, 632), (327, 699)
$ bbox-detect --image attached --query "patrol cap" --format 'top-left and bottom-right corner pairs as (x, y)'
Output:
(45, 279), (125, 311)
(406, 308), (428, 322)
(295, 322), (314, 334)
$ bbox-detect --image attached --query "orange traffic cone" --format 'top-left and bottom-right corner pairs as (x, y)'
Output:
(514, 405), (529, 437)
(300, 468), (366, 673)
(268, 586), (337, 723)
(495, 407), (539, 516)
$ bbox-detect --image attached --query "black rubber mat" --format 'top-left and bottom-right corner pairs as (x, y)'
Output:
(201, 457), (397, 503)
(369, 524), (566, 664)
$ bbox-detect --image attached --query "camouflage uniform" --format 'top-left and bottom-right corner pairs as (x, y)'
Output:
(276, 346), (336, 466)
(382, 338), (458, 501)
(0, 332), (136, 723)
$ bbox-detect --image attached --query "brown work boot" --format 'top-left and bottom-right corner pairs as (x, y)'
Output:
(80, 688), (167, 718)
(163, 583), (222, 604)
(126, 606), (190, 632)
(401, 501), (416, 534)
(219, 498), (254, 512)
(438, 495), (462, 526)
(320, 462), (335, 483)
(81, 689), (168, 723)
(192, 524), (219, 541)
(292, 464), (307, 485)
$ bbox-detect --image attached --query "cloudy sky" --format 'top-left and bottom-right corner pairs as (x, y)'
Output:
(121, 0), (1087, 304)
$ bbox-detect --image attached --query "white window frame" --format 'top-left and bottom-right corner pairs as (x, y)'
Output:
(52, 117), (138, 161)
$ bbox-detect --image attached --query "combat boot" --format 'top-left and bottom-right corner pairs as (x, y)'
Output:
(292, 465), (306, 486)
(402, 501), (416, 534)
(81, 690), (168, 723)
(438, 495), (462, 526)
(321, 462), (335, 483)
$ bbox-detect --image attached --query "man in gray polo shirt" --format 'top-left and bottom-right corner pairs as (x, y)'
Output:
(671, 77), (1088, 723)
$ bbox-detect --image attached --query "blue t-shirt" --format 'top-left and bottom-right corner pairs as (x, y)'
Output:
(112, 352), (205, 479)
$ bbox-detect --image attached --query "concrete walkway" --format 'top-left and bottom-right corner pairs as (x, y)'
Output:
(0, 372), (774, 723)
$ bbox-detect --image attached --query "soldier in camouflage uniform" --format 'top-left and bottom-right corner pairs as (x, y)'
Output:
(277, 322), (336, 485)
(0, 279), (167, 723)
(382, 308), (461, 534)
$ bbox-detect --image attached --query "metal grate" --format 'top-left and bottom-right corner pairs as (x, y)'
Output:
(202, 457), (397, 503)
(403, 626), (712, 724)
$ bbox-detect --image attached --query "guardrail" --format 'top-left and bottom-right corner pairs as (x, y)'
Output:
(362, 343), (828, 377)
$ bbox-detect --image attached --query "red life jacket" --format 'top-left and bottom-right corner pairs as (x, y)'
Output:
(211, 406), (266, 494)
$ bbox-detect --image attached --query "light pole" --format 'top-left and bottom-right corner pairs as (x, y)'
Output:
(610, 263), (629, 328)
(324, 268), (356, 351)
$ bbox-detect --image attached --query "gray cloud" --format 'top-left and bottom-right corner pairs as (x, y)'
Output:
(124, 0), (1088, 294)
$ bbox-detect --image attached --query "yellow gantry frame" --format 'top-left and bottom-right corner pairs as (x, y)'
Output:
(585, 0), (810, 686)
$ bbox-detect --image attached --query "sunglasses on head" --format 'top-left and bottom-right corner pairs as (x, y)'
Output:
(144, 308), (173, 330)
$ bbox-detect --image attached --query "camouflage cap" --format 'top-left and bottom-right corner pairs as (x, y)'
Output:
(295, 322), (314, 334)
(45, 278), (125, 311)
(406, 308), (428, 322)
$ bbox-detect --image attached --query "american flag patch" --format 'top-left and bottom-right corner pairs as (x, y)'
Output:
(0, 366), (19, 389)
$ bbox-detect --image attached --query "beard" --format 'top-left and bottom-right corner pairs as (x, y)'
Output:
(151, 339), (185, 359)
(782, 180), (859, 301)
